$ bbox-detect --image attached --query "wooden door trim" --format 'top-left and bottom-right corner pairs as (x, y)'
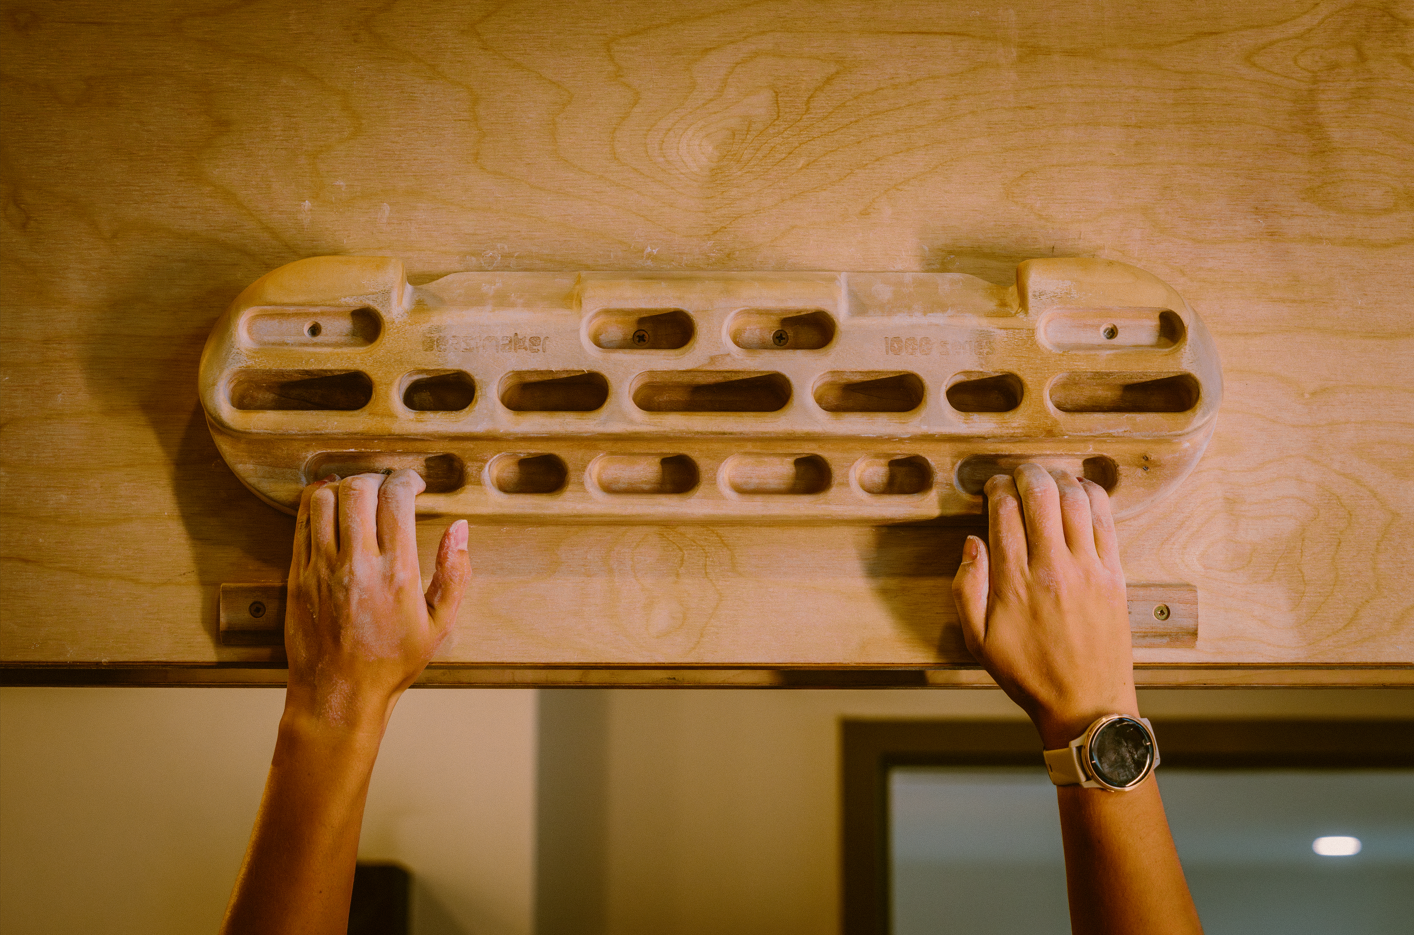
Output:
(840, 718), (1414, 935)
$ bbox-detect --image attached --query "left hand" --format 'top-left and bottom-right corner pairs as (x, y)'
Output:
(283, 469), (471, 735)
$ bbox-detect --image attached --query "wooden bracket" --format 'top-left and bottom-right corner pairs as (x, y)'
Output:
(218, 583), (289, 646)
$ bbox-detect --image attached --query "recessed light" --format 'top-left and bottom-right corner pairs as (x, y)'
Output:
(1313, 836), (1361, 857)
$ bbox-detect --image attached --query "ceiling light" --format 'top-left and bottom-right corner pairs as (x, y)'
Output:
(1312, 836), (1361, 856)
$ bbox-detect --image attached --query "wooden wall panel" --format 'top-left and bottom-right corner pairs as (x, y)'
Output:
(1, 0), (1410, 683)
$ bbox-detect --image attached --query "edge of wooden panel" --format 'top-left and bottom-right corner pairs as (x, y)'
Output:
(2, 665), (1412, 689)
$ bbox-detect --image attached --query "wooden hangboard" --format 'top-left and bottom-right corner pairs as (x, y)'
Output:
(2, 0), (1410, 686)
(199, 256), (1221, 523)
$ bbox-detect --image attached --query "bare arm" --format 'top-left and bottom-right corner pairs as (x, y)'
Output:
(952, 463), (1201, 935)
(221, 469), (471, 935)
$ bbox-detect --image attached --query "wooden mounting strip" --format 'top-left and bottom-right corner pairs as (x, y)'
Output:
(219, 581), (1199, 651)
(200, 257), (1222, 524)
(218, 583), (289, 647)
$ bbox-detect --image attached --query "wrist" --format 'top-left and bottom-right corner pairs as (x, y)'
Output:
(1034, 699), (1141, 750)
(280, 686), (397, 749)
(275, 707), (386, 767)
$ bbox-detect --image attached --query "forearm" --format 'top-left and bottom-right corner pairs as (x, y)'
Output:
(953, 466), (1204, 932)
(221, 471), (468, 931)
(1057, 778), (1201, 935)
(220, 711), (385, 935)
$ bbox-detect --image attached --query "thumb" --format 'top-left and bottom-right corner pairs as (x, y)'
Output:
(951, 534), (990, 655)
(425, 519), (471, 636)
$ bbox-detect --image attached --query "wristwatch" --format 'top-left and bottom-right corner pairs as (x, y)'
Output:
(1043, 714), (1159, 791)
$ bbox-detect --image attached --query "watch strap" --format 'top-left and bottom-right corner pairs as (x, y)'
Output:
(1043, 743), (1088, 786)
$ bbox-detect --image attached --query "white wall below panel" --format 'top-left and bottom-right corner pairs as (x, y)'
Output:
(365, 690), (537, 935)
(0, 687), (537, 935)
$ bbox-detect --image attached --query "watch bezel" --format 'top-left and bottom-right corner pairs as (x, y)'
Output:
(1080, 714), (1157, 791)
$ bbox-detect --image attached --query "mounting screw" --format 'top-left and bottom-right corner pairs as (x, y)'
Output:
(306, 321), (322, 337)
(249, 601), (266, 618)
(1102, 324), (1118, 340)
(772, 329), (789, 347)
(1153, 603), (1170, 621)
(632, 329), (649, 346)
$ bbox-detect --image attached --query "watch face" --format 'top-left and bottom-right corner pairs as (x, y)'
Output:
(1088, 717), (1154, 788)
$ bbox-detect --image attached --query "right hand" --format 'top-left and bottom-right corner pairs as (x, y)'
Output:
(951, 463), (1138, 748)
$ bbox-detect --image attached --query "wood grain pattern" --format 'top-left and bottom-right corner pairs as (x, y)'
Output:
(2, 0), (1411, 683)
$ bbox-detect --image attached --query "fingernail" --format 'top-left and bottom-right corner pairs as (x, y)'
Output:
(965, 535), (980, 560)
(322, 474), (339, 483)
(450, 519), (468, 550)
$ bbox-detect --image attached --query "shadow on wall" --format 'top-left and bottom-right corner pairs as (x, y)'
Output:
(864, 522), (981, 661)
(536, 690), (611, 935)
(80, 248), (310, 648)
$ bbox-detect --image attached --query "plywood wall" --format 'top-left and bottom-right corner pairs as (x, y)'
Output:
(1, 0), (1410, 682)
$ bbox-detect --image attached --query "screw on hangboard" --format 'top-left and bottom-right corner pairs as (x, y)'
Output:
(249, 601), (266, 618)
(1102, 324), (1118, 340)
(1153, 604), (1170, 621)
(772, 329), (789, 347)
(632, 329), (649, 346)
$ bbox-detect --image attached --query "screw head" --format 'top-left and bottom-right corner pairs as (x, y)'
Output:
(632, 329), (649, 346)
(1153, 603), (1170, 621)
(306, 321), (322, 337)
(1102, 324), (1118, 340)
(772, 329), (789, 347)
(249, 601), (266, 618)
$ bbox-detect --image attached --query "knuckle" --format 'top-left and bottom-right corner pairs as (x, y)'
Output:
(382, 470), (423, 495)
(1031, 567), (1068, 597)
(346, 474), (383, 494)
(990, 581), (1022, 605)
(390, 564), (421, 591)
(382, 474), (413, 491)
